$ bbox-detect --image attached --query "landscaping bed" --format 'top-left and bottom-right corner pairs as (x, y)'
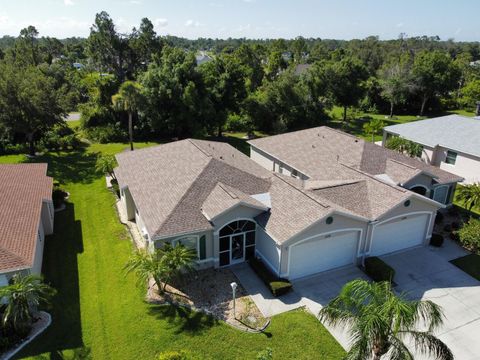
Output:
(147, 268), (267, 330)
(450, 254), (480, 281)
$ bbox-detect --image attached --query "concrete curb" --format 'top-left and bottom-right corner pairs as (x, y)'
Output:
(0, 311), (51, 360)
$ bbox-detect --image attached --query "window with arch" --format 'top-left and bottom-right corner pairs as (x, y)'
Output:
(219, 220), (256, 267)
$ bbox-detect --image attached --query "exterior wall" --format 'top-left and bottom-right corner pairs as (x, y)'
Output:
(255, 227), (281, 275)
(420, 146), (436, 164)
(155, 230), (215, 269)
(31, 219), (46, 275)
(403, 173), (433, 190)
(250, 146), (308, 180)
(437, 148), (480, 184)
(134, 207), (151, 241)
(121, 187), (136, 220)
(41, 200), (54, 235)
(280, 213), (368, 276)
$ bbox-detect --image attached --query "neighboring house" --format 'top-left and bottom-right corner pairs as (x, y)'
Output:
(195, 51), (213, 66)
(0, 164), (54, 286)
(116, 137), (445, 280)
(382, 115), (480, 185)
(249, 126), (463, 206)
(293, 63), (312, 76)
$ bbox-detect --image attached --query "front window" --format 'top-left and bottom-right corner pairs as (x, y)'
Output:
(172, 236), (199, 259)
(445, 150), (457, 165)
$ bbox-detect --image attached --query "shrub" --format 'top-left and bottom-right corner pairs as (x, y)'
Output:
(364, 256), (395, 283)
(225, 113), (254, 132)
(110, 178), (120, 197)
(430, 233), (444, 247)
(52, 188), (68, 208)
(434, 212), (444, 225)
(450, 232), (460, 241)
(458, 218), (480, 253)
(83, 124), (127, 143)
(157, 351), (189, 360)
(451, 221), (461, 230)
(249, 257), (292, 297)
(256, 347), (273, 360)
(443, 224), (452, 232)
(40, 123), (82, 151)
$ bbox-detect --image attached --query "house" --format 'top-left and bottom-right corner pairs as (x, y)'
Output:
(0, 164), (54, 286)
(195, 51), (213, 66)
(382, 115), (480, 184)
(115, 135), (447, 280)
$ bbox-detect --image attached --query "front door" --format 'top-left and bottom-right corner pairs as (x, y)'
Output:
(231, 234), (244, 264)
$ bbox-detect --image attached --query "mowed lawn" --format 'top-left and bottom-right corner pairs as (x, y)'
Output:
(0, 143), (345, 360)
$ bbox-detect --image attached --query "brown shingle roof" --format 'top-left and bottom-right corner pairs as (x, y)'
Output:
(0, 164), (53, 272)
(249, 126), (462, 185)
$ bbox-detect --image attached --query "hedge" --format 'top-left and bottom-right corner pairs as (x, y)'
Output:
(430, 233), (444, 247)
(364, 256), (395, 283)
(249, 257), (292, 297)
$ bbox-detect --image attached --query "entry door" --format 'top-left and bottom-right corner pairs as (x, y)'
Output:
(231, 234), (244, 264)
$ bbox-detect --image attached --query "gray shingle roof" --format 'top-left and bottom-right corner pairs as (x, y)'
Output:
(249, 126), (462, 185)
(384, 115), (480, 158)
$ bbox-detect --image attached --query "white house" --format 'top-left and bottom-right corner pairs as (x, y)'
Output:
(0, 164), (54, 286)
(382, 115), (480, 184)
(115, 132), (449, 281)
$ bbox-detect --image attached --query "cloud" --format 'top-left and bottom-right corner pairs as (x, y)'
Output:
(154, 18), (168, 28)
(129, 0), (142, 4)
(455, 27), (462, 35)
(396, 22), (404, 28)
(185, 19), (202, 27)
(64, 0), (74, 6)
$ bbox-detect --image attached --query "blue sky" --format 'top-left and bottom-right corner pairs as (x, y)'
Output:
(0, 0), (479, 40)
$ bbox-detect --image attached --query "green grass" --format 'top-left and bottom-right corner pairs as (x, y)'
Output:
(1, 142), (344, 360)
(450, 254), (480, 281)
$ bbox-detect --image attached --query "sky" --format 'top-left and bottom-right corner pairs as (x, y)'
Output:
(0, 0), (479, 41)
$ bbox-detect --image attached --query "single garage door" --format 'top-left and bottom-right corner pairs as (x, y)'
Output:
(289, 231), (359, 279)
(370, 214), (429, 256)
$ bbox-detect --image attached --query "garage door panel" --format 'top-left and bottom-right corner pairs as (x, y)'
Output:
(289, 231), (359, 279)
(370, 214), (428, 256)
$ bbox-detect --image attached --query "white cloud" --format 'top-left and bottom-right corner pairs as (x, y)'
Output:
(129, 0), (142, 4)
(154, 18), (168, 28)
(64, 0), (75, 6)
(396, 22), (404, 28)
(185, 19), (202, 27)
(455, 27), (462, 35)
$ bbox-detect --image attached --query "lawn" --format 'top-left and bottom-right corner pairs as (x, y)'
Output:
(451, 254), (480, 281)
(1, 142), (345, 360)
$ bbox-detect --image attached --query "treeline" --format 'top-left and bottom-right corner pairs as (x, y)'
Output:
(1, 11), (480, 155)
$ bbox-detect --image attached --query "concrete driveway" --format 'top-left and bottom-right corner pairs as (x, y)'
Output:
(380, 244), (480, 360)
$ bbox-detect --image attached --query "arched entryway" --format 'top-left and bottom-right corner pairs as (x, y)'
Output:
(410, 185), (428, 196)
(218, 220), (256, 266)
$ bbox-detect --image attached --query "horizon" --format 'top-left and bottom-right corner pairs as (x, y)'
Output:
(0, 0), (479, 41)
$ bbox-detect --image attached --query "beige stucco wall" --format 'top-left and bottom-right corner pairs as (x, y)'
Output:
(436, 148), (480, 184)
(31, 219), (46, 275)
(420, 145), (436, 164)
(403, 173), (433, 195)
(250, 146), (308, 180)
(256, 226), (281, 275)
(121, 187), (136, 220)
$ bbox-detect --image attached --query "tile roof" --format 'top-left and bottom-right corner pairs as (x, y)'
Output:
(384, 115), (480, 158)
(0, 164), (53, 272)
(249, 126), (462, 185)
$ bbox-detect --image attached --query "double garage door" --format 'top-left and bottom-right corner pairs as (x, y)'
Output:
(289, 231), (360, 280)
(288, 214), (430, 280)
(370, 214), (429, 256)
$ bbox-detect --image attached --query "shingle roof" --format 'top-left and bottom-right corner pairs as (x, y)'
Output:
(384, 115), (480, 158)
(0, 164), (53, 272)
(249, 126), (462, 185)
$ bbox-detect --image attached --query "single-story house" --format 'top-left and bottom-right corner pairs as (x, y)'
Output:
(0, 164), (54, 286)
(115, 135), (448, 280)
(382, 115), (480, 184)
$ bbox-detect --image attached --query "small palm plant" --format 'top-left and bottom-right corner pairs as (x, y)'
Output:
(319, 279), (452, 360)
(0, 274), (56, 335)
(363, 118), (385, 142)
(112, 81), (144, 151)
(124, 244), (196, 294)
(95, 154), (117, 180)
(456, 183), (480, 211)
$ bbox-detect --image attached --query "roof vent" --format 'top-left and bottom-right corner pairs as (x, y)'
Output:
(312, 144), (315, 148)
(354, 139), (358, 143)
(220, 156), (223, 160)
(336, 155), (339, 162)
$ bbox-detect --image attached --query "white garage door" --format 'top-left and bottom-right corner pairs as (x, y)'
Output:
(370, 214), (429, 256)
(289, 231), (359, 280)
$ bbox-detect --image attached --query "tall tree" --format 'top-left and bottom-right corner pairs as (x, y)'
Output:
(129, 18), (163, 74)
(0, 63), (66, 155)
(112, 81), (144, 151)
(233, 44), (264, 92)
(319, 280), (452, 360)
(379, 60), (412, 117)
(324, 56), (369, 123)
(412, 51), (460, 115)
(17, 26), (40, 66)
(200, 53), (247, 136)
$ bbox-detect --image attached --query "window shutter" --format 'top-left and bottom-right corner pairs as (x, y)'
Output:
(199, 235), (206, 260)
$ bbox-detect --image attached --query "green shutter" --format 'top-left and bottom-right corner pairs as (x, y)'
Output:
(199, 235), (206, 260)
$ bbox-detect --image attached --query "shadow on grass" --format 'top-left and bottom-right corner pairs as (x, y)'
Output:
(22, 148), (100, 185)
(146, 304), (219, 336)
(16, 203), (84, 359)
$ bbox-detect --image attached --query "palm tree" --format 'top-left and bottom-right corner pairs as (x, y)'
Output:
(112, 81), (144, 151)
(456, 183), (480, 211)
(0, 274), (56, 334)
(319, 280), (452, 360)
(363, 118), (385, 142)
(124, 244), (196, 294)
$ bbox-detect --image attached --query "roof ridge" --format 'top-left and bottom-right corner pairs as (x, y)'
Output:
(187, 139), (213, 158)
(386, 158), (419, 171)
(272, 173), (330, 209)
(323, 126), (364, 141)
